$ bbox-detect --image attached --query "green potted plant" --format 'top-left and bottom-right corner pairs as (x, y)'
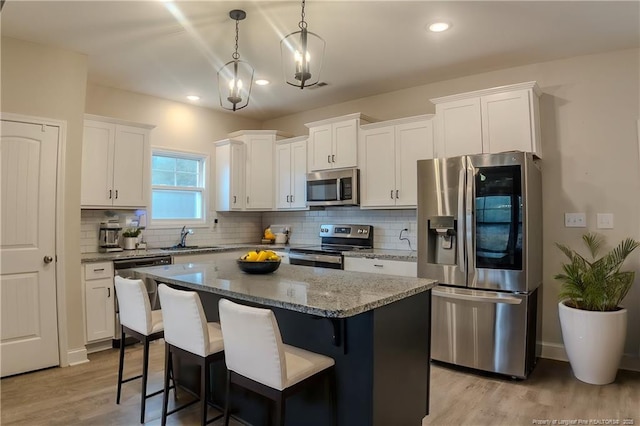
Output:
(554, 232), (639, 384)
(121, 227), (142, 250)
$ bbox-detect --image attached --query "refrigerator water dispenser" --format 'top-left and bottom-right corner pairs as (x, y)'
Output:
(428, 216), (456, 265)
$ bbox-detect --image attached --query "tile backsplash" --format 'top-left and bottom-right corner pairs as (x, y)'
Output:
(262, 207), (417, 251)
(80, 210), (263, 253)
(81, 208), (417, 253)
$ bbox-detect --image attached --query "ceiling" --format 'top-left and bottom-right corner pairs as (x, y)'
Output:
(2, 1), (639, 121)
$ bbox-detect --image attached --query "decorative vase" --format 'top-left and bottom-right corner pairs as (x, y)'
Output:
(558, 301), (627, 385)
(123, 237), (138, 250)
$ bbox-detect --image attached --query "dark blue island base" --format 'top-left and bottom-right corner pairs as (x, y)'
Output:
(174, 288), (432, 426)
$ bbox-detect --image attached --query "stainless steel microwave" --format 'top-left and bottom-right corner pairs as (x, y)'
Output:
(306, 168), (359, 207)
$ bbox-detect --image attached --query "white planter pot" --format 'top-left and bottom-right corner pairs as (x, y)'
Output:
(123, 237), (138, 250)
(558, 301), (627, 385)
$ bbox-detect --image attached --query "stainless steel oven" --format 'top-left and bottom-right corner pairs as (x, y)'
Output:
(289, 224), (373, 269)
(306, 168), (359, 207)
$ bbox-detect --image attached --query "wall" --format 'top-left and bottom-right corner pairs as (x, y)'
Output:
(264, 48), (640, 369)
(1, 37), (88, 357)
(83, 84), (264, 250)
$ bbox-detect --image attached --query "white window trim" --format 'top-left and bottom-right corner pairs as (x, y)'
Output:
(149, 147), (210, 228)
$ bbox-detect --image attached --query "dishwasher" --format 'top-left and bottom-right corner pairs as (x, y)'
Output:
(113, 255), (172, 347)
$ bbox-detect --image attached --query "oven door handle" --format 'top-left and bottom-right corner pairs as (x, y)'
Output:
(289, 252), (343, 264)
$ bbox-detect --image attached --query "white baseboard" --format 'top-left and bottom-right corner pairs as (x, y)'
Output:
(540, 341), (640, 372)
(66, 347), (89, 366)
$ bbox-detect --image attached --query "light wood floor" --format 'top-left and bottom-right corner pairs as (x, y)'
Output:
(1, 341), (638, 425)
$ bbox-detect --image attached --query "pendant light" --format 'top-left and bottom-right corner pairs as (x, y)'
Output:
(218, 9), (254, 111)
(280, 0), (325, 89)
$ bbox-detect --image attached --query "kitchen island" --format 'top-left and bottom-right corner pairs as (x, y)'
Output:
(130, 258), (437, 426)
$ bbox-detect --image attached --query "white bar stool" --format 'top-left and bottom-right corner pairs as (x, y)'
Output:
(114, 276), (175, 424)
(157, 284), (225, 426)
(218, 298), (337, 426)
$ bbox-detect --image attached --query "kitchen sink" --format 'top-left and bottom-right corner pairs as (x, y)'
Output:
(160, 245), (222, 251)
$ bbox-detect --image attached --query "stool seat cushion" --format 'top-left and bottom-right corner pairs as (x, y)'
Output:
(282, 344), (335, 390)
(206, 322), (224, 355)
(150, 310), (164, 334)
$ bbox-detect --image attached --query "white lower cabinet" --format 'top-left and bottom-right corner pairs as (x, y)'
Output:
(343, 257), (417, 277)
(84, 262), (115, 343)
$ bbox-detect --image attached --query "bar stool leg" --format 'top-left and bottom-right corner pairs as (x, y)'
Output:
(223, 370), (231, 426)
(329, 368), (337, 426)
(200, 358), (208, 426)
(140, 337), (151, 423)
(161, 344), (172, 426)
(275, 394), (285, 426)
(116, 327), (126, 404)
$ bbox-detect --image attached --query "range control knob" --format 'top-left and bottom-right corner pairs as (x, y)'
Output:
(362, 229), (368, 233)
(357, 229), (363, 234)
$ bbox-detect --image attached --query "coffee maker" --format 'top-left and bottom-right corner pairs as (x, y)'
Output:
(99, 221), (123, 252)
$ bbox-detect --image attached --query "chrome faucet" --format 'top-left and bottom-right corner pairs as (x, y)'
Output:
(179, 226), (193, 247)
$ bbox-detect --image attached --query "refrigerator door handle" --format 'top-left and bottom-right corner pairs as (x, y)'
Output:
(466, 162), (475, 276)
(433, 287), (523, 305)
(457, 168), (466, 274)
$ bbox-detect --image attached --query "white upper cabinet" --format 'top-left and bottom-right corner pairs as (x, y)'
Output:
(81, 115), (153, 208)
(275, 136), (308, 210)
(215, 130), (290, 212)
(431, 82), (542, 158)
(306, 113), (374, 171)
(360, 115), (434, 209)
(215, 139), (245, 211)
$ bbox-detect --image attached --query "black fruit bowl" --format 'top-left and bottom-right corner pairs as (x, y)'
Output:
(236, 259), (281, 274)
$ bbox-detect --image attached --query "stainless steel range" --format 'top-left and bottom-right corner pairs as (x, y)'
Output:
(289, 224), (374, 269)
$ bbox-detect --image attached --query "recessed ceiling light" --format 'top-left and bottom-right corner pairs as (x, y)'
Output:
(255, 79), (270, 86)
(428, 22), (450, 33)
(186, 95), (200, 101)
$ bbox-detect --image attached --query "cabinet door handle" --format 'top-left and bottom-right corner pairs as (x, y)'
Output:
(291, 195), (294, 202)
(107, 288), (111, 298)
(332, 154), (335, 163)
(390, 190), (394, 199)
(327, 155), (331, 164)
(114, 190), (118, 199)
(286, 195), (290, 202)
(247, 196), (249, 204)
(93, 268), (105, 272)
(233, 195), (236, 204)
(109, 189), (112, 199)
(396, 189), (399, 199)
(374, 264), (384, 268)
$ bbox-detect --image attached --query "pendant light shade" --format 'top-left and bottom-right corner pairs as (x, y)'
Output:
(281, 0), (325, 89)
(218, 9), (254, 111)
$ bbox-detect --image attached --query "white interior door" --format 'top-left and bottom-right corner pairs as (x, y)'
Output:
(1, 119), (59, 377)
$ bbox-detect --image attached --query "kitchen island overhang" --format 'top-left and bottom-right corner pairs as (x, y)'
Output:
(129, 260), (437, 426)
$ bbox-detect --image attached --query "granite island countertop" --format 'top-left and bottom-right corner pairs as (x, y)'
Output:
(129, 259), (437, 318)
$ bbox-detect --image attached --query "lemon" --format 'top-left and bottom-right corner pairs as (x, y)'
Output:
(269, 254), (280, 261)
(257, 250), (270, 262)
(244, 251), (259, 261)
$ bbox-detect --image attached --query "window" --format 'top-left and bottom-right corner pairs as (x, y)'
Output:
(151, 150), (207, 224)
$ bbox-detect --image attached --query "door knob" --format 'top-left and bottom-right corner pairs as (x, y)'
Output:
(44, 256), (53, 264)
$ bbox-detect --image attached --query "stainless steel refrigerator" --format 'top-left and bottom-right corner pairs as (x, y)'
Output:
(417, 151), (542, 378)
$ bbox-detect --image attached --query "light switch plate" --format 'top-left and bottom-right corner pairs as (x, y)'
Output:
(565, 212), (586, 228)
(596, 213), (614, 229)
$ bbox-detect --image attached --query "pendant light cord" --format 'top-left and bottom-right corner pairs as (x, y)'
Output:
(233, 18), (240, 60)
(299, 0), (307, 29)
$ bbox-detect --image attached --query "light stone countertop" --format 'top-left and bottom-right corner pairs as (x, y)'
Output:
(81, 244), (288, 263)
(342, 248), (417, 262)
(128, 260), (437, 318)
